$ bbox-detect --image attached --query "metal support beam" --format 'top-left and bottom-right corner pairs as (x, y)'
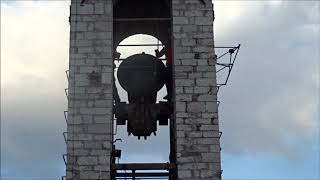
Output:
(117, 44), (163, 47)
(111, 163), (175, 171)
(116, 172), (169, 177)
(114, 18), (171, 22)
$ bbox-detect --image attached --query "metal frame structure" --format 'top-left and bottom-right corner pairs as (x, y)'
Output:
(215, 44), (241, 93)
(111, 163), (175, 179)
(111, 37), (176, 179)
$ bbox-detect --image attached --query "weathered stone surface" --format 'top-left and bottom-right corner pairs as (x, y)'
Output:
(77, 156), (98, 165)
(173, 0), (221, 179)
(187, 102), (206, 112)
(173, 17), (189, 25)
(79, 171), (99, 179)
(66, 1), (113, 179)
(176, 102), (186, 112)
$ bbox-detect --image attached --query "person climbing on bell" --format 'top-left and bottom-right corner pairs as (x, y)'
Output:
(155, 41), (173, 101)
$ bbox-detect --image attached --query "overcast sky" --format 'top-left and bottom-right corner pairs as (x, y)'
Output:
(1, 1), (319, 179)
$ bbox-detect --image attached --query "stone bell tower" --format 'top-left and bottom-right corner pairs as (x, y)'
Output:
(65, 0), (221, 179)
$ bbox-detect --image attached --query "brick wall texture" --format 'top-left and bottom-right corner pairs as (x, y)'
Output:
(66, 0), (113, 179)
(172, 0), (222, 179)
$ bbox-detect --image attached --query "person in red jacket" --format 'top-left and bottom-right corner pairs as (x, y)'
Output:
(155, 42), (173, 101)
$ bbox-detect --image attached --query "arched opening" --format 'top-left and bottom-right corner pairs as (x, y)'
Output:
(112, 33), (172, 159)
(111, 1), (176, 179)
(112, 34), (172, 178)
(114, 34), (167, 103)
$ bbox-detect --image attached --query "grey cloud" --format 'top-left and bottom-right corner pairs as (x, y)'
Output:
(215, 1), (319, 159)
(1, 75), (67, 178)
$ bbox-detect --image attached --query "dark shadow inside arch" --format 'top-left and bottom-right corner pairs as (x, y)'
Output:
(113, 0), (171, 46)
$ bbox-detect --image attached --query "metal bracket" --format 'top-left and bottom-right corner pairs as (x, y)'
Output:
(63, 132), (68, 144)
(65, 70), (69, 81)
(64, 88), (69, 98)
(217, 100), (221, 108)
(64, 111), (68, 124)
(215, 44), (241, 90)
(62, 154), (67, 166)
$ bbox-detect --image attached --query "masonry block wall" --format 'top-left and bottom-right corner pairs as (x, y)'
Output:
(172, 0), (222, 179)
(66, 0), (113, 179)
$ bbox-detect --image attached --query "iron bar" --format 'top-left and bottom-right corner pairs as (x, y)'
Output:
(65, 70), (69, 81)
(116, 178), (167, 180)
(64, 111), (68, 124)
(216, 85), (221, 93)
(223, 44), (241, 86)
(63, 154), (67, 166)
(117, 44), (163, 47)
(217, 51), (229, 60)
(115, 58), (166, 61)
(116, 172), (169, 177)
(111, 163), (175, 171)
(214, 46), (239, 49)
(114, 18), (171, 22)
(217, 83), (227, 86)
(63, 132), (68, 144)
(65, 88), (69, 97)
(216, 66), (228, 73)
(216, 62), (232, 67)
